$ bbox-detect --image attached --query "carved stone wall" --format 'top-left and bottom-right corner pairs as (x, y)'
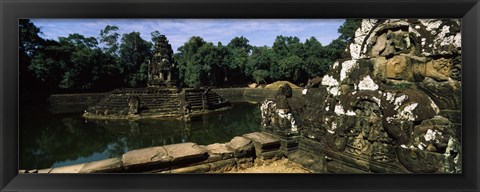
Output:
(261, 19), (461, 173)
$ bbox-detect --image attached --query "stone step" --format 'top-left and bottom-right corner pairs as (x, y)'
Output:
(243, 132), (281, 152)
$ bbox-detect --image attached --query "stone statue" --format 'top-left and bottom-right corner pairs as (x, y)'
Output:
(128, 96), (140, 115)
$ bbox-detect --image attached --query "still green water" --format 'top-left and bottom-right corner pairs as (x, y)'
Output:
(19, 102), (261, 170)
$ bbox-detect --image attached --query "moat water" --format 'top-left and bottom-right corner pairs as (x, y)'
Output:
(19, 102), (261, 170)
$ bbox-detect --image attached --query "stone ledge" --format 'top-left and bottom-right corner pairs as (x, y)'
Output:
(208, 159), (236, 172)
(79, 157), (123, 173)
(163, 142), (208, 165)
(50, 163), (85, 173)
(226, 136), (255, 158)
(26, 132), (292, 174)
(122, 146), (171, 171)
(204, 143), (234, 162)
(243, 132), (281, 153)
(171, 163), (211, 173)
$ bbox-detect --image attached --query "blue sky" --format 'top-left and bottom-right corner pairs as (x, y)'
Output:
(31, 19), (345, 52)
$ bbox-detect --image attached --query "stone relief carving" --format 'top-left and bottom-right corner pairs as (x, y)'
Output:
(260, 19), (461, 173)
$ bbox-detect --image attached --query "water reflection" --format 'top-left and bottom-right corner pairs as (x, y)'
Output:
(19, 102), (260, 170)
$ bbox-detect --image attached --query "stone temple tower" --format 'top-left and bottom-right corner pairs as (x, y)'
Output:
(148, 35), (177, 87)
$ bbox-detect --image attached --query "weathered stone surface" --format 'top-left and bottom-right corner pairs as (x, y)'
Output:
(439, 110), (461, 124)
(226, 136), (254, 158)
(243, 132), (281, 152)
(148, 35), (176, 87)
(260, 19), (461, 173)
(163, 142), (208, 163)
(79, 157), (123, 173)
(425, 58), (452, 81)
(50, 163), (86, 173)
(206, 143), (234, 160)
(418, 77), (461, 110)
(326, 161), (369, 173)
(259, 150), (283, 160)
(122, 146), (171, 170)
(170, 163), (210, 173)
(386, 55), (412, 80)
(209, 159), (236, 172)
(235, 157), (254, 169)
(18, 170), (27, 174)
(288, 150), (325, 173)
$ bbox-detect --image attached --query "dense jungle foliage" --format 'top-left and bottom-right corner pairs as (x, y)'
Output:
(19, 19), (361, 99)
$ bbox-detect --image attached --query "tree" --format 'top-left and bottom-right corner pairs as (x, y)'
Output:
(227, 36), (252, 53)
(198, 42), (229, 86)
(224, 36), (252, 86)
(19, 19), (48, 98)
(246, 46), (274, 83)
(338, 19), (362, 44)
(175, 36), (207, 87)
(99, 25), (120, 56)
(278, 55), (306, 83)
(119, 32), (152, 87)
(302, 37), (331, 77)
(324, 19), (362, 59)
(150, 30), (162, 43)
(252, 70), (269, 84)
(29, 33), (120, 91)
(19, 19), (44, 58)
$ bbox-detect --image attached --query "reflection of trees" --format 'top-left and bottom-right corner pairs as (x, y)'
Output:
(20, 113), (118, 170)
(187, 102), (261, 144)
(20, 103), (261, 170)
(94, 102), (261, 146)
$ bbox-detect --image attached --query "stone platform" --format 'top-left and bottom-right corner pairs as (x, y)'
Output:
(83, 87), (231, 120)
(20, 132), (291, 174)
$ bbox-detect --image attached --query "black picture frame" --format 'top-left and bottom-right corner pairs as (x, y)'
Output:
(1, 0), (479, 191)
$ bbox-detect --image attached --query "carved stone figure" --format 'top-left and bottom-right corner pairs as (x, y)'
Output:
(425, 58), (451, 81)
(128, 96), (140, 115)
(386, 55), (411, 80)
(262, 19), (462, 173)
(371, 30), (415, 57)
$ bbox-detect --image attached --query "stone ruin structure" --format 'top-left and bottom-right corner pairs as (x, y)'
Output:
(261, 19), (462, 173)
(84, 36), (230, 120)
(148, 35), (177, 87)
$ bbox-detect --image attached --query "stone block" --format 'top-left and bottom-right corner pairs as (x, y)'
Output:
(170, 163), (211, 173)
(206, 143), (234, 160)
(386, 55), (412, 80)
(288, 150), (326, 173)
(79, 157), (123, 173)
(260, 149), (284, 160)
(50, 163), (85, 173)
(326, 161), (370, 173)
(243, 132), (281, 154)
(235, 157), (254, 169)
(163, 142), (208, 164)
(122, 146), (171, 171)
(209, 159), (236, 172)
(425, 58), (451, 81)
(206, 154), (223, 163)
(27, 169), (38, 173)
(226, 136), (254, 158)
